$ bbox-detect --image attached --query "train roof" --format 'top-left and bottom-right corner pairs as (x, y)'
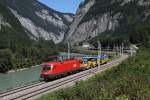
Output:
(82, 55), (108, 59)
(47, 56), (62, 58)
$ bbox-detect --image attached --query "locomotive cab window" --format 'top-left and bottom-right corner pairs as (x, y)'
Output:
(42, 65), (54, 71)
(43, 67), (51, 71)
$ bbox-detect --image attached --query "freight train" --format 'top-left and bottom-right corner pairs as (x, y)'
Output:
(40, 55), (110, 81)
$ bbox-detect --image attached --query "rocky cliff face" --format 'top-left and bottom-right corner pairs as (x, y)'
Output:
(0, 0), (73, 44)
(0, 14), (11, 30)
(66, 0), (150, 44)
(65, 0), (95, 42)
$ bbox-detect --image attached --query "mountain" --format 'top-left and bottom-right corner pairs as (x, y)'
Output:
(66, 0), (150, 45)
(0, 0), (73, 44)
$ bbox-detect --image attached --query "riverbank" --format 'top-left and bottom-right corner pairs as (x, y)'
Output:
(6, 65), (39, 74)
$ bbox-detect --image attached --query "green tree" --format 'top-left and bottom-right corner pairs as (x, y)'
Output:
(0, 49), (12, 73)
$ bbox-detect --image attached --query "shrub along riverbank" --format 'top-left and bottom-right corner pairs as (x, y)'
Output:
(39, 47), (150, 100)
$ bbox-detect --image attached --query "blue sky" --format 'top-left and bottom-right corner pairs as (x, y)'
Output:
(39, 0), (84, 14)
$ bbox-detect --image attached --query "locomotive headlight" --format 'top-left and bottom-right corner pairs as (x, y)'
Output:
(51, 64), (54, 70)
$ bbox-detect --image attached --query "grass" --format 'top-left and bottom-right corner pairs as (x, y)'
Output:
(39, 47), (150, 100)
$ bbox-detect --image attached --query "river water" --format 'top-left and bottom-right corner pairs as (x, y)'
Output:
(0, 53), (84, 92)
(0, 66), (41, 92)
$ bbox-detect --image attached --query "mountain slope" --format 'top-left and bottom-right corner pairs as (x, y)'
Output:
(0, 0), (73, 43)
(0, 3), (31, 48)
(66, 0), (150, 45)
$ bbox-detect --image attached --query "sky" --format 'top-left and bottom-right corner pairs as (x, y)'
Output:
(39, 0), (84, 14)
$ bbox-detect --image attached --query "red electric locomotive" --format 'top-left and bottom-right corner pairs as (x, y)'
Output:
(40, 56), (81, 81)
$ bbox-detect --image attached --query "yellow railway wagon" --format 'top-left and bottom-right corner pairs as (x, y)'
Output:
(80, 55), (110, 69)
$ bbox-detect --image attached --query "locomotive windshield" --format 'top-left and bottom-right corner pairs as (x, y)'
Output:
(43, 66), (51, 71)
(42, 65), (54, 71)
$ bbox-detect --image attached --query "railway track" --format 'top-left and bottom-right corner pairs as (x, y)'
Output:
(0, 54), (128, 100)
(0, 82), (45, 98)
